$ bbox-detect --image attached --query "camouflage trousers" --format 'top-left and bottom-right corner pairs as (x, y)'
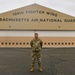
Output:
(31, 51), (42, 67)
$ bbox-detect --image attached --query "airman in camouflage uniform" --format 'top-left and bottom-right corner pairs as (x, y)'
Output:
(30, 33), (43, 72)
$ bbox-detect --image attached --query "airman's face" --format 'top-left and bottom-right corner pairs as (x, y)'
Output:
(34, 34), (38, 39)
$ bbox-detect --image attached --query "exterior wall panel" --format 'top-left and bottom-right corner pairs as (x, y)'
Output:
(0, 37), (74, 48)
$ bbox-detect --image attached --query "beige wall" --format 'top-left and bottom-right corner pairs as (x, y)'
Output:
(0, 37), (75, 48)
(0, 4), (75, 48)
(0, 4), (75, 30)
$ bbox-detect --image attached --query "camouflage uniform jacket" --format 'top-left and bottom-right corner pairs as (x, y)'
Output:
(30, 38), (43, 52)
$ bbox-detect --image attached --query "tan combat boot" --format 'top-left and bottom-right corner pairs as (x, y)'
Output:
(39, 67), (43, 72)
(30, 66), (34, 72)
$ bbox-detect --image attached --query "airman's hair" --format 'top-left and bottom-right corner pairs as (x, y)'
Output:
(35, 33), (38, 35)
